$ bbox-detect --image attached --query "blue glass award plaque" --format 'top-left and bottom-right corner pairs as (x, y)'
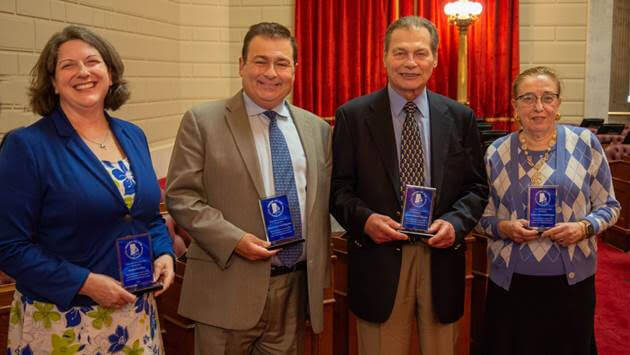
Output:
(116, 233), (163, 294)
(259, 195), (304, 250)
(400, 185), (436, 238)
(528, 185), (557, 230)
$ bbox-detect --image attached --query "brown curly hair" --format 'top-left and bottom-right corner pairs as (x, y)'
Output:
(29, 25), (129, 116)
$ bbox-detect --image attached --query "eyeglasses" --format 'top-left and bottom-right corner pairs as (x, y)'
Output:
(516, 92), (559, 106)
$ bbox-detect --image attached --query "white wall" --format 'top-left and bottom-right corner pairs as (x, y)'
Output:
(519, 0), (588, 124)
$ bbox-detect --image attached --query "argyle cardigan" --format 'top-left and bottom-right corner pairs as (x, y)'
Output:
(478, 125), (620, 290)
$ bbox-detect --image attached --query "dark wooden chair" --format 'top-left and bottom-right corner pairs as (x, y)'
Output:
(602, 160), (630, 251)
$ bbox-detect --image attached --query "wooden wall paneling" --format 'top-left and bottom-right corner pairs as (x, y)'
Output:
(332, 233), (353, 355)
(0, 283), (15, 351)
(331, 233), (473, 355)
(304, 251), (336, 355)
(156, 245), (335, 355)
(470, 234), (489, 355)
(612, 177), (629, 229)
(602, 161), (630, 251)
(609, 160), (630, 183)
(458, 235), (474, 355)
(602, 225), (630, 252)
(156, 259), (195, 355)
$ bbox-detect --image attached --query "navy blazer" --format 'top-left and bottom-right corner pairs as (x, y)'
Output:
(331, 88), (488, 323)
(0, 108), (173, 308)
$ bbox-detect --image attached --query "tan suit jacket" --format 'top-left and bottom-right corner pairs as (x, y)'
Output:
(166, 91), (332, 333)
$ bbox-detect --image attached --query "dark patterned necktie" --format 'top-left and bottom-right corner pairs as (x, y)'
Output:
(399, 102), (425, 200)
(265, 110), (303, 266)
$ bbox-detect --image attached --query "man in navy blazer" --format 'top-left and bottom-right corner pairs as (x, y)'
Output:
(330, 16), (488, 354)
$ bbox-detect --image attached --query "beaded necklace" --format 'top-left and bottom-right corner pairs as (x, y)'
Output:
(519, 129), (557, 186)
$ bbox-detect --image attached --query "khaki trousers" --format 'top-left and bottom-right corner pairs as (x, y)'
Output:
(357, 243), (457, 355)
(194, 270), (306, 355)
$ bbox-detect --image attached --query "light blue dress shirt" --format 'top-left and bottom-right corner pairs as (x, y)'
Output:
(387, 84), (432, 186)
(242, 93), (307, 264)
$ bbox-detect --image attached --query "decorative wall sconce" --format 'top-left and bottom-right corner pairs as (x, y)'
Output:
(444, 0), (483, 105)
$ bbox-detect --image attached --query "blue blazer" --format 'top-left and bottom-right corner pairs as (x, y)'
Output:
(0, 107), (173, 308)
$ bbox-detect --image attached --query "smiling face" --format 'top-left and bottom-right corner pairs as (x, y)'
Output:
(513, 74), (561, 137)
(384, 26), (438, 100)
(52, 39), (112, 115)
(239, 35), (295, 109)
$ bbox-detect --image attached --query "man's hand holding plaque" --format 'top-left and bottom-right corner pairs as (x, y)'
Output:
(116, 233), (163, 295)
(259, 195), (305, 250)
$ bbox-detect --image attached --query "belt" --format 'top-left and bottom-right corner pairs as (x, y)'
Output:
(270, 260), (307, 277)
(405, 234), (431, 244)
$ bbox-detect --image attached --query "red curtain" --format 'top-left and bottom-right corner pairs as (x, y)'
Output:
(416, 0), (519, 130)
(472, 0), (519, 131)
(399, 0), (415, 17)
(294, 0), (519, 131)
(294, 0), (392, 118)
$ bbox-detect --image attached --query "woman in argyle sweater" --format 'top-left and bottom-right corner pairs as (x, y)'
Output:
(478, 66), (620, 355)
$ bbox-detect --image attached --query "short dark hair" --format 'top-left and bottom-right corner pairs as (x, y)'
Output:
(241, 22), (297, 64)
(29, 25), (129, 116)
(512, 66), (562, 98)
(385, 16), (439, 55)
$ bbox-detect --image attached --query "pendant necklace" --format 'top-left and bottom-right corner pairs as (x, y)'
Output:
(80, 130), (110, 150)
(519, 129), (556, 186)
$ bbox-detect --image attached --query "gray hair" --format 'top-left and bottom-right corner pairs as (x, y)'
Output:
(385, 16), (439, 55)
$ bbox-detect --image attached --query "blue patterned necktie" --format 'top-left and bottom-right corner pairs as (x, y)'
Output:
(265, 110), (303, 266)
(400, 102), (425, 200)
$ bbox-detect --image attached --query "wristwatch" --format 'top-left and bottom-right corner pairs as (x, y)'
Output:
(580, 220), (595, 238)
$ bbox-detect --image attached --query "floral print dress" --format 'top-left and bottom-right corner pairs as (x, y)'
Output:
(7, 159), (164, 355)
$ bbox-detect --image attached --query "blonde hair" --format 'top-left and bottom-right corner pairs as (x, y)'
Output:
(512, 66), (562, 98)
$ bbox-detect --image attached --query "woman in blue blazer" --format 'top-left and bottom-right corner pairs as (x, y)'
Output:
(0, 26), (174, 354)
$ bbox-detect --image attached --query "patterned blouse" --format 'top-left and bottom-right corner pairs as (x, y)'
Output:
(102, 159), (136, 209)
(478, 125), (620, 290)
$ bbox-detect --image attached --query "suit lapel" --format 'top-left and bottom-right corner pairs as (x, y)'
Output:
(289, 105), (317, 221)
(224, 92), (265, 198)
(365, 88), (401, 205)
(427, 91), (453, 194)
(52, 109), (125, 206)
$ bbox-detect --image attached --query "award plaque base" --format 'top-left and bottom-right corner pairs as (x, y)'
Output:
(268, 238), (305, 250)
(126, 282), (163, 295)
(400, 229), (433, 241)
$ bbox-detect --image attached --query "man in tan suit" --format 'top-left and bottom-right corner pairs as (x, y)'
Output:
(166, 22), (332, 354)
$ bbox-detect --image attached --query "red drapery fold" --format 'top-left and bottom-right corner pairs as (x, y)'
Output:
(294, 0), (519, 131)
(470, 0), (520, 131)
(398, 0), (415, 17)
(416, 0), (519, 130)
(294, 0), (391, 118)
